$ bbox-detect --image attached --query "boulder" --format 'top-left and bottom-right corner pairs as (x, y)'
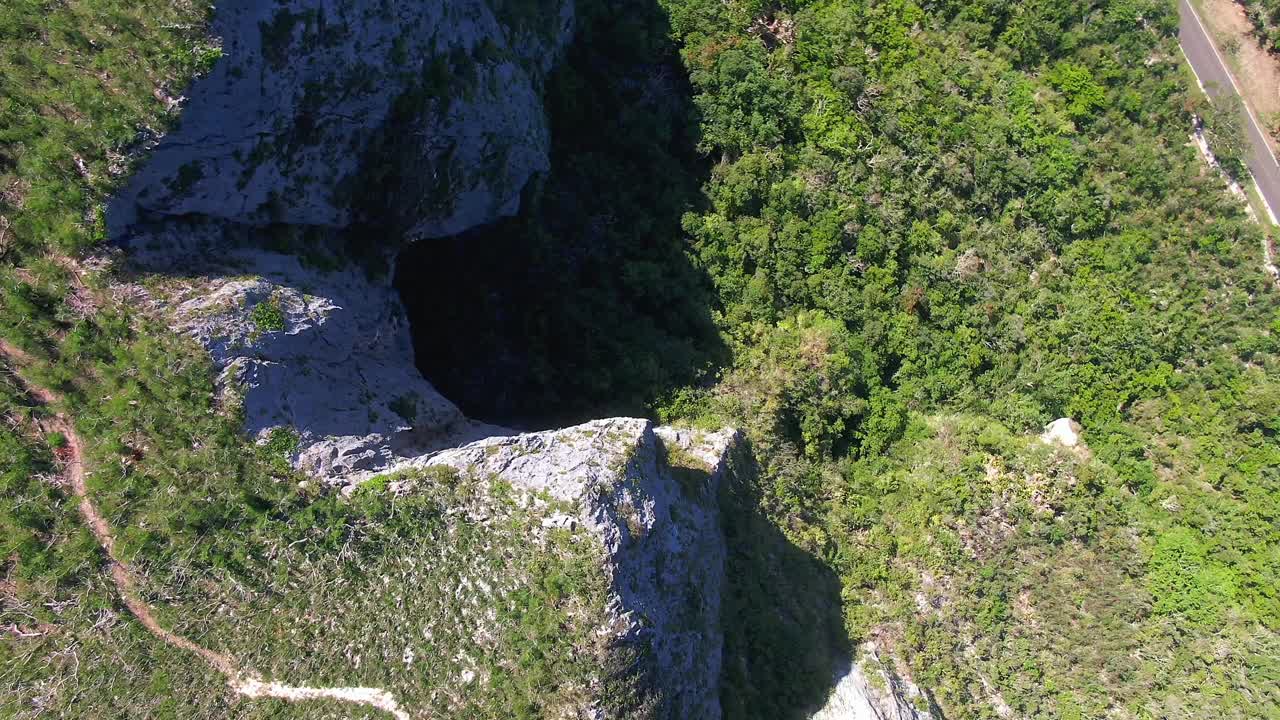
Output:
(1040, 417), (1083, 448)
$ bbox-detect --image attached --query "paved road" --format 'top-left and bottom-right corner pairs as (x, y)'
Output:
(1180, 0), (1280, 222)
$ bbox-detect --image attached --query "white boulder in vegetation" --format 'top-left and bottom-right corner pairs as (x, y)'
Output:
(1040, 417), (1083, 448)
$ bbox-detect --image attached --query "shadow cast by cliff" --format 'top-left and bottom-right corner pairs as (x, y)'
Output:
(392, 0), (727, 430)
(716, 439), (851, 720)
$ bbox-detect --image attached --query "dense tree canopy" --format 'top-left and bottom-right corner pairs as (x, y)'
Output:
(652, 0), (1280, 716)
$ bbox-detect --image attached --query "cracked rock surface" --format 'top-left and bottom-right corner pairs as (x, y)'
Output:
(110, 0), (573, 236)
(412, 419), (738, 720)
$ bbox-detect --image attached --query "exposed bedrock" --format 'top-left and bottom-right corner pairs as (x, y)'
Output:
(109, 0), (572, 236)
(111, 0), (575, 476)
(420, 419), (736, 719)
(107, 0), (935, 716)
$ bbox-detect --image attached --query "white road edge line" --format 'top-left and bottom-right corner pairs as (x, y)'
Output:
(1182, 0), (1280, 168)
(1178, 41), (1209, 93)
(1254, 177), (1280, 224)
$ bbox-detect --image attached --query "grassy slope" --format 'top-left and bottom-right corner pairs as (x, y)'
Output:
(0, 0), (220, 255)
(0, 2), (233, 715)
(0, 4), (612, 718)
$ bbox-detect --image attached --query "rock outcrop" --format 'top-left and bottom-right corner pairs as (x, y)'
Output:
(110, 0), (572, 237)
(1040, 417), (1085, 450)
(112, 0), (574, 477)
(107, 0), (938, 716)
(409, 419), (737, 719)
(810, 646), (934, 720)
(130, 222), (501, 478)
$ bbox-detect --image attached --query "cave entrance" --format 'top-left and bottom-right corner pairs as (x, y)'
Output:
(393, 220), (575, 430)
(392, 201), (723, 431)
(391, 3), (723, 431)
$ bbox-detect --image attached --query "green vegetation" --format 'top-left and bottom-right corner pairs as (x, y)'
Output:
(648, 0), (1280, 716)
(4, 0), (1280, 718)
(250, 295), (287, 335)
(1238, 0), (1280, 49)
(389, 392), (419, 423)
(832, 416), (1279, 718)
(0, 6), (252, 711)
(0, 358), (71, 586)
(192, 466), (613, 719)
(4, 313), (618, 716)
(1, 307), (311, 716)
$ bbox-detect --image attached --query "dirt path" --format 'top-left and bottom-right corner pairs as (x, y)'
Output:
(0, 339), (411, 720)
(1266, 234), (1280, 285)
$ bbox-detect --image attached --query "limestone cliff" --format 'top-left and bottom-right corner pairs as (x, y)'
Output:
(113, 0), (574, 478)
(129, 223), (493, 478)
(108, 0), (936, 716)
(110, 0), (572, 237)
(417, 420), (736, 719)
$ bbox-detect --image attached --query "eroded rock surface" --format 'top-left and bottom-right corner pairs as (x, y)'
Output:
(112, 0), (574, 477)
(110, 0), (572, 236)
(406, 419), (738, 720)
(810, 646), (934, 720)
(131, 222), (506, 477)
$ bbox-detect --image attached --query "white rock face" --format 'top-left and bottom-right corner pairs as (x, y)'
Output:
(810, 648), (933, 720)
(134, 223), (505, 477)
(109, 0), (573, 236)
(407, 418), (737, 720)
(1040, 417), (1083, 448)
(113, 0), (573, 477)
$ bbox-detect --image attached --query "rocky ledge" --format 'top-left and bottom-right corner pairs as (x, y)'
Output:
(107, 0), (937, 715)
(409, 418), (737, 719)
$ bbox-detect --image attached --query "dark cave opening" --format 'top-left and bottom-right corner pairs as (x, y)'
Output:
(392, 166), (724, 430)
(391, 0), (725, 430)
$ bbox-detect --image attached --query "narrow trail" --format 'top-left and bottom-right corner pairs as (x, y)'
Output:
(1265, 234), (1280, 287)
(1189, 126), (1280, 288)
(0, 340), (412, 720)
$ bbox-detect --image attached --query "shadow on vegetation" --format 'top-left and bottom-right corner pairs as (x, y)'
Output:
(717, 440), (850, 720)
(109, 0), (727, 439)
(393, 0), (726, 430)
(97, 0), (844, 713)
